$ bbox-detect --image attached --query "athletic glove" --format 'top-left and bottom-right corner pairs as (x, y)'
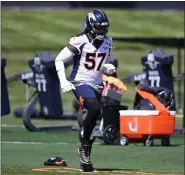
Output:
(101, 63), (116, 75)
(60, 79), (76, 93)
(56, 67), (76, 93)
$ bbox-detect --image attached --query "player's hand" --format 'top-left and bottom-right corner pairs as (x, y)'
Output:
(60, 80), (76, 93)
(102, 63), (116, 75)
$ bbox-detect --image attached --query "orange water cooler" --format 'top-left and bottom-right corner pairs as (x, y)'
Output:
(119, 87), (175, 146)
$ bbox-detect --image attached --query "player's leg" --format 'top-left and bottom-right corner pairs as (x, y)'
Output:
(76, 108), (84, 129)
(79, 98), (101, 172)
(73, 85), (102, 172)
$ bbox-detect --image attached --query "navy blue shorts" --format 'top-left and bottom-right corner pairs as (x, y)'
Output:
(73, 84), (102, 102)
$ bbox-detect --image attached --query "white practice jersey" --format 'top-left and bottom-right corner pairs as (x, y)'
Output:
(69, 34), (112, 85)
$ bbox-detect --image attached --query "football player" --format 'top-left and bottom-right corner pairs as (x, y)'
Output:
(55, 9), (116, 172)
(75, 22), (118, 130)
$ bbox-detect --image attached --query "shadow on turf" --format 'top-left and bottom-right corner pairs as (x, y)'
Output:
(98, 143), (183, 147)
(95, 168), (136, 172)
(133, 144), (183, 147)
(150, 144), (182, 147)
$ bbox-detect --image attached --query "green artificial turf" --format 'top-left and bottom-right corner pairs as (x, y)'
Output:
(1, 8), (184, 175)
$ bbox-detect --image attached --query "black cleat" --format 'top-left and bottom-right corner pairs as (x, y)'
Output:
(78, 144), (91, 164)
(80, 163), (96, 172)
(78, 145), (96, 172)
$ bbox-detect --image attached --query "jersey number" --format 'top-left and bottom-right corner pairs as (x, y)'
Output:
(35, 79), (47, 92)
(84, 53), (106, 71)
(149, 76), (160, 87)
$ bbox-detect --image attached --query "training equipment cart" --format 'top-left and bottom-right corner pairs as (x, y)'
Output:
(119, 87), (175, 146)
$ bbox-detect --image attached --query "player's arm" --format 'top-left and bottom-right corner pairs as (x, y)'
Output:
(106, 56), (118, 77)
(67, 36), (84, 55)
(55, 47), (76, 92)
(102, 37), (117, 75)
(102, 55), (117, 76)
(55, 36), (84, 92)
(67, 43), (80, 55)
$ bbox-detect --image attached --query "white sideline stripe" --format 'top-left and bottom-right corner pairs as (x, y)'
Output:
(1, 124), (71, 128)
(1, 141), (68, 145)
(1, 124), (24, 128)
(1, 141), (101, 145)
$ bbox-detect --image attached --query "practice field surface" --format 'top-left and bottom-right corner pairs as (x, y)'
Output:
(1, 116), (185, 175)
(1, 8), (184, 175)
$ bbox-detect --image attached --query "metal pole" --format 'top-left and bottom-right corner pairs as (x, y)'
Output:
(183, 75), (185, 129)
(177, 46), (182, 113)
(183, 51), (185, 129)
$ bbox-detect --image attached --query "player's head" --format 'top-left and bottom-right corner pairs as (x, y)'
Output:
(85, 9), (110, 40)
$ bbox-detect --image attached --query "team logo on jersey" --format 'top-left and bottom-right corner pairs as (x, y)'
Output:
(144, 53), (160, 70)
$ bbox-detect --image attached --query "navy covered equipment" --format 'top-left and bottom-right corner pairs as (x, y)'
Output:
(140, 48), (175, 110)
(28, 51), (63, 117)
(1, 58), (11, 116)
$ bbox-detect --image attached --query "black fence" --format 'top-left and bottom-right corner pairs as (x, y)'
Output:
(1, 1), (185, 10)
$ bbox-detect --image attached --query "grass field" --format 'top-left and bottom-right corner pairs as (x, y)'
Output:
(1, 116), (185, 175)
(1, 8), (185, 175)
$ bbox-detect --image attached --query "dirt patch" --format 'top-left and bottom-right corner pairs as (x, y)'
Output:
(32, 167), (179, 175)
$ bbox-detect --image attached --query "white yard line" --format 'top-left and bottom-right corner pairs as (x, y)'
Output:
(1, 141), (101, 145)
(1, 124), (24, 128)
(1, 124), (70, 128)
(1, 141), (68, 145)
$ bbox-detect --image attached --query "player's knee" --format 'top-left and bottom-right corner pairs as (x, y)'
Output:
(84, 99), (101, 117)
